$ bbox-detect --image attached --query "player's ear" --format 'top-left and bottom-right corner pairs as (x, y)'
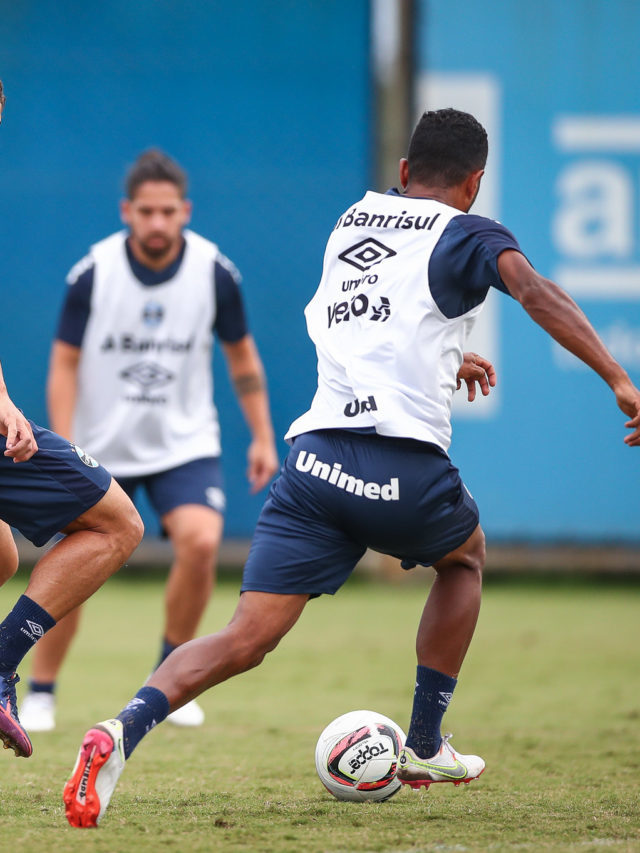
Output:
(466, 170), (484, 207)
(120, 198), (131, 225)
(399, 158), (410, 189)
(182, 199), (193, 224)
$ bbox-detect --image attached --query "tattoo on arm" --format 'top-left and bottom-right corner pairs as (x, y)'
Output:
(233, 372), (264, 396)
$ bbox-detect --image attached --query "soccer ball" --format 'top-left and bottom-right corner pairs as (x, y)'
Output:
(315, 710), (406, 802)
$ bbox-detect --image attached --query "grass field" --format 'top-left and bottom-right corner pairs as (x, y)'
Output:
(0, 569), (638, 852)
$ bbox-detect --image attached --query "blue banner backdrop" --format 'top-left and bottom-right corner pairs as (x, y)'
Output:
(0, 1), (371, 537)
(417, 0), (640, 540)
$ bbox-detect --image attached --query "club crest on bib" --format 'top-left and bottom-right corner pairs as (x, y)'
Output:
(142, 301), (165, 328)
(72, 445), (99, 468)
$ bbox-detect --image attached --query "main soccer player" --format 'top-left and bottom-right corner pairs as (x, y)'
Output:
(0, 79), (144, 760)
(64, 108), (640, 827)
(21, 149), (279, 732)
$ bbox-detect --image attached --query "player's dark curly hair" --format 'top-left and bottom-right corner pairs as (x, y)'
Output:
(408, 108), (488, 187)
(125, 148), (188, 199)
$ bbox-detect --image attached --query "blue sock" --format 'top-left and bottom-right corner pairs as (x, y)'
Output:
(156, 637), (177, 669)
(405, 665), (457, 758)
(0, 595), (56, 673)
(29, 680), (56, 694)
(116, 685), (170, 759)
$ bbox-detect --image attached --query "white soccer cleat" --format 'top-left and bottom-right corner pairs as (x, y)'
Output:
(63, 718), (125, 828)
(396, 734), (485, 789)
(19, 692), (56, 732)
(166, 699), (205, 727)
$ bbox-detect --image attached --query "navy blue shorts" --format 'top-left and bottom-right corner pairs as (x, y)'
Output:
(241, 429), (479, 596)
(0, 421), (112, 546)
(117, 456), (225, 518)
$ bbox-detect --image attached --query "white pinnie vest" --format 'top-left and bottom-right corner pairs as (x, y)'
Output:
(72, 229), (221, 476)
(286, 191), (485, 451)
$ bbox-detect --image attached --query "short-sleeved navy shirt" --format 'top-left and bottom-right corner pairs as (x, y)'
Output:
(57, 236), (249, 347)
(386, 188), (525, 318)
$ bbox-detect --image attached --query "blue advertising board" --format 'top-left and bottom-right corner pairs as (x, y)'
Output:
(417, 0), (640, 539)
(0, 1), (371, 536)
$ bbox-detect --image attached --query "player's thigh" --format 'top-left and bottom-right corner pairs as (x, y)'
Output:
(230, 590), (310, 652)
(62, 477), (142, 542)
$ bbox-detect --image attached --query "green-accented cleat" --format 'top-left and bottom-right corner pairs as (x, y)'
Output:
(397, 733), (485, 789)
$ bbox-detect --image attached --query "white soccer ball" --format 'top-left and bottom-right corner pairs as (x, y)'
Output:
(315, 710), (406, 802)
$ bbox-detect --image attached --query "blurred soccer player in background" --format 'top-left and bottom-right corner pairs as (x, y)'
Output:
(0, 79), (143, 761)
(21, 150), (278, 732)
(64, 108), (640, 828)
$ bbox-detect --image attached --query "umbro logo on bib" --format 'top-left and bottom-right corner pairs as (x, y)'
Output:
(120, 362), (175, 389)
(338, 238), (396, 272)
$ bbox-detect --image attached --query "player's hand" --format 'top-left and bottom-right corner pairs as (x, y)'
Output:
(247, 436), (279, 493)
(456, 352), (497, 402)
(612, 378), (640, 446)
(0, 391), (38, 462)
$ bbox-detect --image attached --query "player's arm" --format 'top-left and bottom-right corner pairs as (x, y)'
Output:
(221, 334), (279, 493)
(0, 360), (38, 461)
(47, 341), (81, 440)
(49, 258), (94, 440)
(498, 249), (640, 446)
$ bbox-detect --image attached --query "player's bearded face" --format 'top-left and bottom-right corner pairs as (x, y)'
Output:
(122, 181), (191, 263)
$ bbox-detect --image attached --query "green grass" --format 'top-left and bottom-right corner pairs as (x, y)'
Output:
(0, 571), (639, 852)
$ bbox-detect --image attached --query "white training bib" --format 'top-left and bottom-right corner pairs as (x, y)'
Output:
(286, 192), (485, 451)
(71, 229), (221, 476)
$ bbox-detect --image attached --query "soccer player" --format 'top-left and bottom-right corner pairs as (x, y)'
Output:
(0, 81), (144, 760)
(21, 149), (279, 732)
(64, 108), (640, 827)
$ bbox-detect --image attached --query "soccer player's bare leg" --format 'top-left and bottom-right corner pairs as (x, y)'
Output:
(397, 524), (486, 787)
(64, 591), (309, 827)
(28, 607), (82, 682)
(156, 504), (224, 725)
(0, 519), (18, 585)
(161, 504), (223, 647)
(27, 502), (220, 730)
(148, 590), (309, 708)
(0, 480), (142, 756)
(417, 523), (486, 677)
(25, 480), (143, 620)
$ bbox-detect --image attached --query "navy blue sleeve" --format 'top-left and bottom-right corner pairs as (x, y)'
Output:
(213, 256), (249, 343)
(56, 264), (94, 347)
(428, 215), (526, 318)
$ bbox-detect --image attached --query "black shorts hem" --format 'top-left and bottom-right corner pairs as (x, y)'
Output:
(240, 583), (331, 598)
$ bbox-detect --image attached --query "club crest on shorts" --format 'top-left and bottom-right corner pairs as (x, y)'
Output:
(72, 445), (99, 468)
(205, 487), (226, 512)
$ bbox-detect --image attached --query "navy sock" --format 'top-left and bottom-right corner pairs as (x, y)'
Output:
(0, 596), (56, 673)
(405, 665), (457, 758)
(116, 685), (170, 759)
(156, 637), (177, 669)
(29, 680), (56, 694)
